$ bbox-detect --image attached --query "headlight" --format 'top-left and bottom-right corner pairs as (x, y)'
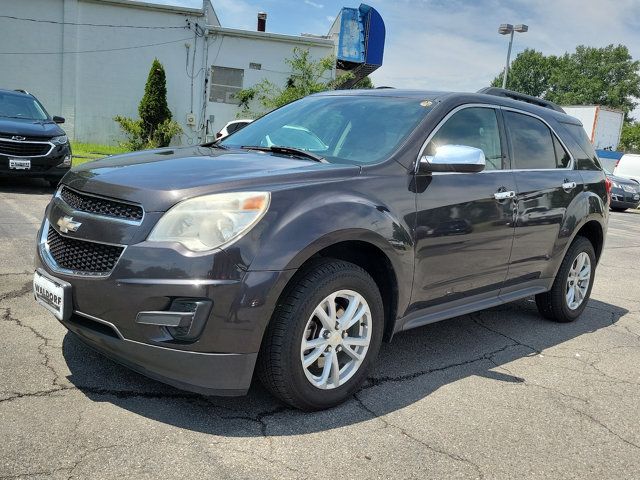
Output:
(50, 135), (68, 145)
(147, 192), (270, 252)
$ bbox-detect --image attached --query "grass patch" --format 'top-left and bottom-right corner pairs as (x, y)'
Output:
(72, 142), (129, 166)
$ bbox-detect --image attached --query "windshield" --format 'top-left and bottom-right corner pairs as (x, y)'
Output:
(220, 95), (431, 165)
(0, 92), (49, 121)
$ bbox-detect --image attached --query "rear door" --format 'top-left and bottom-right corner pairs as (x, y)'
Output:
(502, 109), (583, 290)
(411, 105), (517, 309)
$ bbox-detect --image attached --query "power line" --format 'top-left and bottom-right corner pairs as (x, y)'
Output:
(0, 14), (189, 29)
(0, 37), (194, 55)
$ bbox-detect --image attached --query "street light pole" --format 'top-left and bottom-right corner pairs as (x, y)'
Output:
(498, 23), (528, 90)
(502, 29), (514, 89)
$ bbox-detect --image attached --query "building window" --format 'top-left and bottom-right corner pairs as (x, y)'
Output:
(209, 66), (244, 104)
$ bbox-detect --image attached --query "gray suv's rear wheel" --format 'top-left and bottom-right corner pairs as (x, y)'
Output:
(535, 236), (596, 322)
(257, 259), (383, 410)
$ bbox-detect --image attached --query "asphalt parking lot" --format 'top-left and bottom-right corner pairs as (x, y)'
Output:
(1, 177), (639, 480)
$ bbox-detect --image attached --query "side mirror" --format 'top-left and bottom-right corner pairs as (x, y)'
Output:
(418, 145), (486, 173)
(52, 116), (65, 124)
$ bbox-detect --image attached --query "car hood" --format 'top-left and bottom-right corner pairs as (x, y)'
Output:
(63, 146), (360, 212)
(0, 117), (64, 138)
(607, 173), (640, 187)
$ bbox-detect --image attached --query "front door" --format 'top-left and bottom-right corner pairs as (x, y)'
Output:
(411, 106), (516, 311)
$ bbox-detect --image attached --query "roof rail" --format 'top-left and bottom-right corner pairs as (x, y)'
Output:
(477, 87), (565, 113)
(13, 89), (30, 95)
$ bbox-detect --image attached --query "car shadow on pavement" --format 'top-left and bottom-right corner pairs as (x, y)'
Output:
(62, 297), (628, 436)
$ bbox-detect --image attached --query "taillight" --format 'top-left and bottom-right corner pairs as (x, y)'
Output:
(605, 177), (612, 203)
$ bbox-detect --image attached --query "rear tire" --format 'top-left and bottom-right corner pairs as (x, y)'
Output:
(535, 236), (596, 322)
(257, 259), (384, 411)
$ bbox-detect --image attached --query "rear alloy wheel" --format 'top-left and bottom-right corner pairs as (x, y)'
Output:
(257, 259), (383, 410)
(535, 236), (596, 322)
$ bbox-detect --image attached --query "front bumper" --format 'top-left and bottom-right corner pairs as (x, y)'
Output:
(611, 187), (640, 209)
(35, 213), (296, 395)
(64, 311), (257, 395)
(0, 143), (71, 180)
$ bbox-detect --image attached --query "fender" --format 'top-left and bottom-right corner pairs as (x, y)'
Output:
(547, 188), (607, 281)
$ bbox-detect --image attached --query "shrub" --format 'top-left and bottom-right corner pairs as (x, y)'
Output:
(114, 58), (182, 150)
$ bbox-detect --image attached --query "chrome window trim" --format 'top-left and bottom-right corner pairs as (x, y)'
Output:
(39, 219), (127, 278)
(56, 185), (145, 225)
(0, 137), (55, 158)
(414, 103), (576, 174)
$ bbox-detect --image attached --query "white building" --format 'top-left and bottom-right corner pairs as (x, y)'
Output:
(0, 0), (336, 144)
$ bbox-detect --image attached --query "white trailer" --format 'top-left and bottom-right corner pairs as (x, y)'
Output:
(562, 105), (624, 150)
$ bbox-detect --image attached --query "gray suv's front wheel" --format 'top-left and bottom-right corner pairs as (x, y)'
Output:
(257, 259), (384, 410)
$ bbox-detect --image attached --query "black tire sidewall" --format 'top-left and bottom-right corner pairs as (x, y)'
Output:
(280, 264), (383, 410)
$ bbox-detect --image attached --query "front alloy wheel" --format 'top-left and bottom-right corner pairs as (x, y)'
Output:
(301, 290), (372, 390)
(258, 259), (383, 410)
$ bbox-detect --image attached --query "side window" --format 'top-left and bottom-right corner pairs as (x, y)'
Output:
(504, 111), (558, 169)
(562, 122), (601, 170)
(553, 135), (571, 168)
(425, 107), (503, 170)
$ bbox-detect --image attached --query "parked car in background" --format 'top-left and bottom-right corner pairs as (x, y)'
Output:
(33, 87), (608, 410)
(603, 168), (640, 212)
(0, 89), (71, 186)
(215, 119), (253, 139)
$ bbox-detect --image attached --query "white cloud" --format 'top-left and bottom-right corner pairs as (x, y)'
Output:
(304, 0), (324, 8)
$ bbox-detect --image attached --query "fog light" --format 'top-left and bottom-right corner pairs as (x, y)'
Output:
(57, 155), (71, 167)
(136, 298), (212, 341)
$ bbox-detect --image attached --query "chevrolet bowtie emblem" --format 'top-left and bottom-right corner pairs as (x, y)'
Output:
(57, 215), (82, 233)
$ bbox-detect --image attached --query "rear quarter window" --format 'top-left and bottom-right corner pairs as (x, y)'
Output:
(561, 122), (602, 170)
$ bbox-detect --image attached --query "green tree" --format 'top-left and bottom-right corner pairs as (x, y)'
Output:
(491, 44), (640, 115)
(491, 49), (555, 97)
(115, 58), (182, 150)
(620, 121), (640, 153)
(236, 47), (362, 117)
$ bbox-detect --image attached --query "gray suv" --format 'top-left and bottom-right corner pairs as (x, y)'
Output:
(33, 88), (608, 410)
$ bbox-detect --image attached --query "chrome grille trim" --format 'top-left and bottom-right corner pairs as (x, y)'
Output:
(56, 185), (144, 225)
(0, 137), (54, 157)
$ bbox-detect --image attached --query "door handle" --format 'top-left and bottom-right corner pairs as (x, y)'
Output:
(494, 190), (516, 201)
(562, 181), (577, 191)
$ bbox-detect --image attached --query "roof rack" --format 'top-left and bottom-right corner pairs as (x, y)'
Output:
(13, 89), (30, 95)
(477, 87), (565, 113)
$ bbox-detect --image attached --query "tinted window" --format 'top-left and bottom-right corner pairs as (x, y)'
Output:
(221, 95), (431, 165)
(505, 111), (556, 169)
(425, 107), (503, 170)
(562, 122), (601, 170)
(553, 135), (571, 168)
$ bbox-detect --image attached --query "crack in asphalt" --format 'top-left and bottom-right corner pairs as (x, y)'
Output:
(470, 312), (640, 452)
(352, 392), (485, 479)
(0, 280), (32, 303)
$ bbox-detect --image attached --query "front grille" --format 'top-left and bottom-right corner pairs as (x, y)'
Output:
(60, 186), (143, 221)
(0, 139), (51, 157)
(46, 226), (124, 274)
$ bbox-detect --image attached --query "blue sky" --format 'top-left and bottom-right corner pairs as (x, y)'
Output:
(148, 0), (640, 115)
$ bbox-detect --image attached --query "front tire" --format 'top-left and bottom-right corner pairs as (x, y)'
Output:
(257, 259), (384, 411)
(535, 236), (596, 322)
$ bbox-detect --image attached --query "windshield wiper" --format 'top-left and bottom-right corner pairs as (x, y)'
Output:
(241, 145), (328, 163)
